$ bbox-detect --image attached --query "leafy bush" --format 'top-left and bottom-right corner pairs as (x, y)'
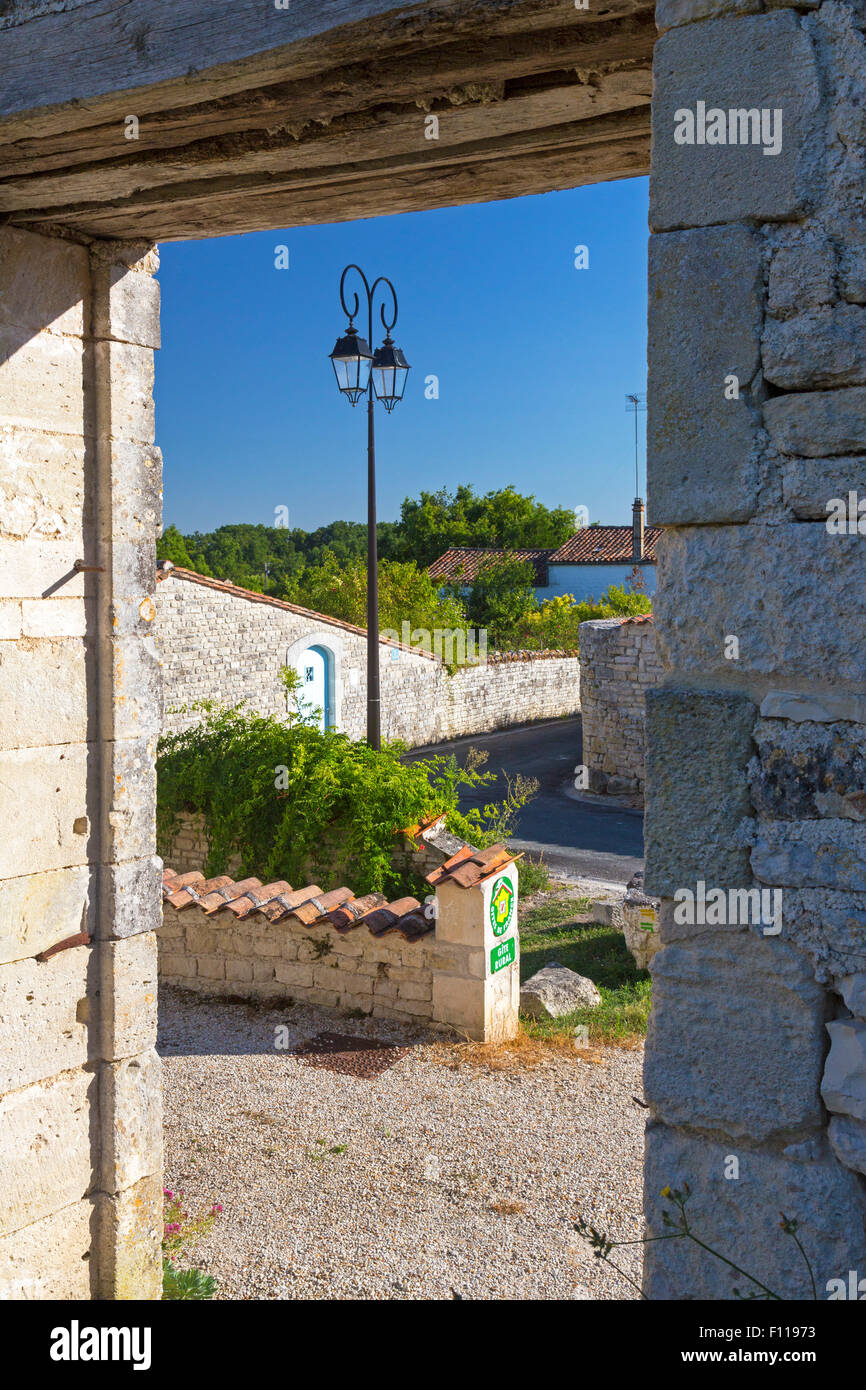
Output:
(508, 581), (651, 652)
(157, 706), (524, 898)
(283, 550), (469, 657)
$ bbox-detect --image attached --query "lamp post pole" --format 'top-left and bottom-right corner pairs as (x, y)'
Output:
(366, 385), (380, 749)
(329, 265), (410, 751)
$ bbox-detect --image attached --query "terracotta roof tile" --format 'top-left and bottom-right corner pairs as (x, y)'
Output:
(326, 893), (387, 932)
(547, 526), (662, 564)
(428, 548), (551, 585)
(288, 887), (356, 926)
(224, 880), (291, 919)
(362, 897), (422, 936)
(162, 868), (437, 943)
(425, 843), (519, 889)
(425, 844), (475, 885)
(259, 885), (323, 923)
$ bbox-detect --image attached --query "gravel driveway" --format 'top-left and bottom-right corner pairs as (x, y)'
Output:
(160, 986), (646, 1300)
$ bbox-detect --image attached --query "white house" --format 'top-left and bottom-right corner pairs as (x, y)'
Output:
(429, 500), (659, 604)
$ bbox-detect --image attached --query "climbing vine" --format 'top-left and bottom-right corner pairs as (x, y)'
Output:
(156, 702), (533, 897)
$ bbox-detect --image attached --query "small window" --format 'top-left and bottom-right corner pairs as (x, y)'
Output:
(305, 666), (314, 683)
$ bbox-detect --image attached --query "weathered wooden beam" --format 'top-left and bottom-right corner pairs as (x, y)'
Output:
(0, 12), (655, 176)
(10, 108), (651, 240)
(0, 0), (648, 139)
(0, 72), (652, 212)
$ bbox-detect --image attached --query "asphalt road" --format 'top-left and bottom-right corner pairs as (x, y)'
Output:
(405, 716), (644, 888)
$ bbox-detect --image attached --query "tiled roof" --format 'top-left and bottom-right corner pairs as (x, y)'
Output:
(162, 847), (508, 942)
(547, 526), (662, 564)
(425, 843), (519, 890)
(428, 548), (552, 585)
(158, 566), (437, 659)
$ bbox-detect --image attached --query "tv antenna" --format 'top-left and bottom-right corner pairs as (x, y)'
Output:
(625, 393), (646, 497)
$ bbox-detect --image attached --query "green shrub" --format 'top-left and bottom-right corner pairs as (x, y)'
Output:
(157, 706), (523, 898)
(162, 1261), (217, 1301)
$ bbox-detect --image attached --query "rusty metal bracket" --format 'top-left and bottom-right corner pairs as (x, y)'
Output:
(36, 931), (92, 962)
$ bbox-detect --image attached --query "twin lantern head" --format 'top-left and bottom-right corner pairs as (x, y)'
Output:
(329, 324), (410, 412)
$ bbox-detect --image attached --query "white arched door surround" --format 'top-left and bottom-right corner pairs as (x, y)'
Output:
(285, 630), (343, 731)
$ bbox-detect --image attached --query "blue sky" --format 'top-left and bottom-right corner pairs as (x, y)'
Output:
(155, 175), (649, 535)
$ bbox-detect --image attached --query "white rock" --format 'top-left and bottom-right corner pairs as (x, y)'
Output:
(828, 1115), (866, 1177)
(822, 1020), (866, 1121)
(839, 974), (866, 1018)
(520, 966), (601, 1020)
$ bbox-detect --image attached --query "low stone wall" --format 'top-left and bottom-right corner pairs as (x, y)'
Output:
(159, 841), (521, 1041)
(159, 811), (467, 890)
(156, 568), (580, 746)
(578, 615), (662, 802)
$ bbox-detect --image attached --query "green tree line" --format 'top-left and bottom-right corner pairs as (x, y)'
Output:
(157, 484), (649, 655)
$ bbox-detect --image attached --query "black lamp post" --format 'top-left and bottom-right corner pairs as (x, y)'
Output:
(329, 265), (410, 750)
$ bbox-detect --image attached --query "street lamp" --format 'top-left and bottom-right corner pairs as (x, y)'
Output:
(329, 264), (410, 750)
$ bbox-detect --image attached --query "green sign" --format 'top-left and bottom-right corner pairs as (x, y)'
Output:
(489, 875), (515, 937)
(490, 936), (516, 975)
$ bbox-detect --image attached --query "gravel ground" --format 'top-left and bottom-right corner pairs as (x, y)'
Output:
(160, 986), (646, 1300)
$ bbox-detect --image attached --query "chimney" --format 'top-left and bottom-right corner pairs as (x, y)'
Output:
(632, 497), (645, 561)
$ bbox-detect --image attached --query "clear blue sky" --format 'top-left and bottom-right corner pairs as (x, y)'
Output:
(155, 175), (649, 535)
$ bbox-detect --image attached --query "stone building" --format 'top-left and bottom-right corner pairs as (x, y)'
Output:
(430, 502), (661, 604)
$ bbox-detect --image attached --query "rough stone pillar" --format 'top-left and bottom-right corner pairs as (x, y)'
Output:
(0, 227), (163, 1298)
(644, 0), (866, 1296)
(431, 856), (520, 1042)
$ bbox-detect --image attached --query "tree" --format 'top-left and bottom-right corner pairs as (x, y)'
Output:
(396, 484), (575, 567)
(454, 555), (539, 649)
(157, 525), (197, 569)
(283, 551), (468, 646)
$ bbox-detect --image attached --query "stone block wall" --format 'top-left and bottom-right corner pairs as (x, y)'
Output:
(156, 568), (580, 746)
(643, 0), (866, 1298)
(162, 809), (468, 891)
(579, 615), (662, 802)
(159, 844), (521, 1042)
(0, 226), (163, 1298)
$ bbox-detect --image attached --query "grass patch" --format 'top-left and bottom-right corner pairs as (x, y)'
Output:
(519, 899), (651, 1047)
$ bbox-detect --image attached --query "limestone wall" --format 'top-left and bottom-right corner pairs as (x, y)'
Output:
(644, 0), (866, 1298)
(161, 810), (468, 892)
(156, 569), (580, 746)
(579, 616), (662, 801)
(0, 226), (163, 1298)
(159, 845), (521, 1041)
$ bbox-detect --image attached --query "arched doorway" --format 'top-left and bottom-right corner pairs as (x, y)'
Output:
(296, 643), (330, 730)
(286, 633), (341, 732)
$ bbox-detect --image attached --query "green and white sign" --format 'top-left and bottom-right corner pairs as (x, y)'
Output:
(489, 875), (515, 937)
(490, 936), (516, 975)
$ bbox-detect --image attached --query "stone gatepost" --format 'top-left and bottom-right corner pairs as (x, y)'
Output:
(644, 0), (866, 1298)
(428, 850), (520, 1043)
(0, 228), (163, 1299)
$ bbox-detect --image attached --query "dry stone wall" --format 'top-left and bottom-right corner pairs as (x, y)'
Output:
(156, 570), (580, 747)
(644, 0), (866, 1299)
(159, 842), (521, 1042)
(579, 615), (662, 802)
(0, 225), (163, 1299)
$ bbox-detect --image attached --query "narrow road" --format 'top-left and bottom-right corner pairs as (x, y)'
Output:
(405, 717), (643, 888)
